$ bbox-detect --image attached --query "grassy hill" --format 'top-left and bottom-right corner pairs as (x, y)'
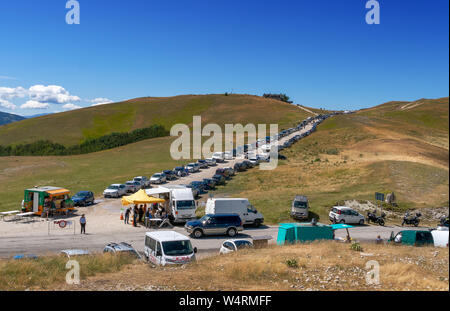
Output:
(0, 94), (311, 146)
(207, 97), (449, 223)
(0, 94), (314, 212)
(0, 111), (25, 126)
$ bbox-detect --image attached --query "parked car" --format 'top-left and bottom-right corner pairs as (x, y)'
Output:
(189, 181), (206, 194)
(124, 181), (138, 193)
(224, 151), (233, 160)
(174, 166), (187, 177)
(223, 166), (235, 176)
(193, 162), (202, 171)
(219, 239), (254, 254)
(186, 163), (199, 173)
(150, 173), (167, 184)
(215, 168), (229, 179)
(291, 195), (309, 220)
(234, 162), (246, 172)
(202, 178), (216, 190)
(133, 176), (150, 188)
(163, 170), (177, 181)
(431, 228), (449, 248)
(388, 230), (434, 247)
(197, 159), (209, 169)
(212, 174), (226, 186)
(329, 206), (365, 225)
(103, 184), (127, 198)
(60, 249), (90, 258)
(205, 158), (217, 166)
(212, 152), (225, 163)
(103, 242), (141, 259)
(242, 160), (254, 169)
(185, 214), (244, 238)
(72, 191), (95, 207)
(133, 180), (143, 190)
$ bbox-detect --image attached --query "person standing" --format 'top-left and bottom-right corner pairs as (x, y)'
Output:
(124, 207), (130, 224)
(80, 214), (86, 234)
(138, 205), (144, 223)
(133, 205), (138, 227)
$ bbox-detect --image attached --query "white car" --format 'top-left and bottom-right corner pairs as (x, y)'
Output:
(329, 206), (365, 225)
(133, 176), (150, 188)
(124, 181), (138, 193)
(103, 184), (127, 198)
(431, 229), (449, 248)
(212, 152), (225, 163)
(186, 163), (199, 173)
(150, 173), (167, 184)
(219, 239), (254, 254)
(205, 158), (217, 166)
(224, 151), (233, 160)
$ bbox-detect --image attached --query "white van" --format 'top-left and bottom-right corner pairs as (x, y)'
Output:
(205, 198), (264, 227)
(431, 228), (449, 248)
(144, 231), (197, 266)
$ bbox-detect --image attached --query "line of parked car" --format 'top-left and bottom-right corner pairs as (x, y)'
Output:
(102, 114), (333, 202)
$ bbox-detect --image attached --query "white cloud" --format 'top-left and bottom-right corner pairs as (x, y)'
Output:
(28, 85), (81, 105)
(0, 98), (17, 110)
(0, 86), (27, 100)
(20, 100), (50, 109)
(90, 97), (114, 106)
(62, 103), (82, 110)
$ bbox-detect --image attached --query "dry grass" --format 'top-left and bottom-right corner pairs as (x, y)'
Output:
(44, 242), (450, 291)
(0, 253), (138, 291)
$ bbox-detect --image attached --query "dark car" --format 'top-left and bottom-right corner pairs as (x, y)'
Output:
(197, 159), (209, 169)
(190, 181), (206, 194)
(71, 191), (94, 207)
(234, 162), (246, 172)
(215, 168), (230, 179)
(242, 160), (254, 169)
(212, 174), (226, 185)
(185, 214), (244, 238)
(163, 170), (177, 181)
(103, 242), (141, 259)
(202, 178), (216, 190)
(174, 166), (187, 177)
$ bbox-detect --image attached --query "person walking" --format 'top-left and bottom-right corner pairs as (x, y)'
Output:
(124, 207), (130, 224)
(80, 214), (86, 234)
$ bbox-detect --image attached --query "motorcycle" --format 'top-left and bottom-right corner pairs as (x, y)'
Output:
(402, 212), (421, 227)
(366, 210), (386, 226)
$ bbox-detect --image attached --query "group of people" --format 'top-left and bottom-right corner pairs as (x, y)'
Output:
(123, 203), (168, 227)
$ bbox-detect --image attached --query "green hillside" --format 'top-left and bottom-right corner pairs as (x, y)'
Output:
(0, 94), (312, 146)
(209, 97), (449, 223)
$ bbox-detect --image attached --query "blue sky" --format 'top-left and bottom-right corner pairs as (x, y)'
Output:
(0, 0), (448, 115)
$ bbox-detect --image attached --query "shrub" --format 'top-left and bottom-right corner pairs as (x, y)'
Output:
(0, 124), (169, 156)
(285, 258), (299, 268)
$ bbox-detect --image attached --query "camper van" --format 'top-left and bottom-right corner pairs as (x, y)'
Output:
(205, 198), (264, 227)
(144, 231), (197, 266)
(146, 186), (197, 224)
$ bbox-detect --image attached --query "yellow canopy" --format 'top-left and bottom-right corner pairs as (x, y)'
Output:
(121, 189), (165, 206)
